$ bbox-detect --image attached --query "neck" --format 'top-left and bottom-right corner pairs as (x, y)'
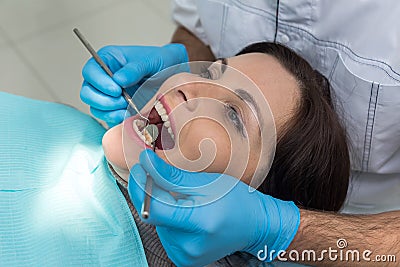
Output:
(106, 162), (130, 188)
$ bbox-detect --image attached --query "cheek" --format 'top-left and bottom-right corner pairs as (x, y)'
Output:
(102, 124), (126, 169)
(161, 119), (232, 173)
(239, 143), (262, 184)
(157, 118), (256, 182)
(102, 123), (144, 171)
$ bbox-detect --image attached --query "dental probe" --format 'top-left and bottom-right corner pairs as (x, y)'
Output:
(141, 124), (159, 219)
(73, 28), (149, 125)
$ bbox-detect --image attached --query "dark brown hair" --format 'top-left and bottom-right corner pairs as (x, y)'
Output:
(237, 42), (350, 212)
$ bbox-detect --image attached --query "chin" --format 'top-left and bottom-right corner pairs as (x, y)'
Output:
(102, 124), (132, 171)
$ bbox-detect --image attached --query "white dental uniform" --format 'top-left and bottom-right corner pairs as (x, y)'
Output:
(172, 0), (400, 214)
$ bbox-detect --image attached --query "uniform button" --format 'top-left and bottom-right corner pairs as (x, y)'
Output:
(281, 34), (290, 44)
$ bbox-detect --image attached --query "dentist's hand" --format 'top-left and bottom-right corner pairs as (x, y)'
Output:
(80, 44), (188, 126)
(128, 150), (300, 267)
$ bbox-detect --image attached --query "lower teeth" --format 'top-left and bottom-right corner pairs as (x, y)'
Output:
(132, 118), (175, 148)
(143, 127), (154, 144)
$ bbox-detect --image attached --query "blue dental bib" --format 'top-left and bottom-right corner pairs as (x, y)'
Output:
(0, 92), (147, 266)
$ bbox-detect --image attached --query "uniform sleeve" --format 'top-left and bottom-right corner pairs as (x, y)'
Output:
(171, 0), (210, 46)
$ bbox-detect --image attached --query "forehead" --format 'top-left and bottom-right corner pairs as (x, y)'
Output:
(226, 53), (298, 98)
(226, 53), (299, 130)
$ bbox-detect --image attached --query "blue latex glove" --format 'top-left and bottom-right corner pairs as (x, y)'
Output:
(128, 150), (300, 267)
(80, 44), (188, 126)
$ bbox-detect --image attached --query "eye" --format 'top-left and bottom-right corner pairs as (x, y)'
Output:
(225, 104), (245, 136)
(227, 106), (239, 121)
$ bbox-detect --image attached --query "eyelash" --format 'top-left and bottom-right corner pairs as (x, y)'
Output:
(225, 104), (245, 137)
(199, 63), (245, 136)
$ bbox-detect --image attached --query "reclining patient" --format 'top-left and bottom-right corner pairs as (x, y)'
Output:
(0, 42), (349, 266)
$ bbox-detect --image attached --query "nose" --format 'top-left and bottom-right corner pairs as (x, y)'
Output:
(164, 72), (224, 113)
(173, 83), (201, 112)
(168, 73), (206, 112)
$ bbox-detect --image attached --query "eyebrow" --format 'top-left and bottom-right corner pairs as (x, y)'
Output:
(222, 58), (264, 134)
(234, 89), (263, 130)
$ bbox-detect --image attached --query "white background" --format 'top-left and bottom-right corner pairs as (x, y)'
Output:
(0, 0), (175, 114)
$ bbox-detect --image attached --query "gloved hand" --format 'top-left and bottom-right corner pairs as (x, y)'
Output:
(80, 44), (188, 126)
(128, 150), (300, 267)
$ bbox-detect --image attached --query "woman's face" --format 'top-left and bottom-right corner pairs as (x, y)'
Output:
(102, 53), (299, 186)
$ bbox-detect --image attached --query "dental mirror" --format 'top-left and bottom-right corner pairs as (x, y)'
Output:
(145, 124), (159, 144)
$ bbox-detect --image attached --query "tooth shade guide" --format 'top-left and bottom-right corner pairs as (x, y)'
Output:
(132, 120), (158, 146)
(131, 99), (176, 150)
(144, 124), (159, 144)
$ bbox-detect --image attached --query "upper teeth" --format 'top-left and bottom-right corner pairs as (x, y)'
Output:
(154, 100), (174, 140)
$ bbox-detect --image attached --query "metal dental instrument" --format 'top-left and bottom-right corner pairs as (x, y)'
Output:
(73, 28), (149, 125)
(141, 125), (159, 219)
(74, 28), (159, 218)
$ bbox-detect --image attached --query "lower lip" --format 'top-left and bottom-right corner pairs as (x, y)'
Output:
(123, 115), (152, 149)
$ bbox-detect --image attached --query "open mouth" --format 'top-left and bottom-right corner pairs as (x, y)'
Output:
(131, 99), (175, 150)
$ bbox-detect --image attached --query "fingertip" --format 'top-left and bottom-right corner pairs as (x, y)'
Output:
(139, 149), (156, 164)
(113, 64), (143, 88)
(129, 164), (147, 185)
(112, 71), (128, 88)
(139, 149), (166, 174)
(89, 106), (105, 121)
(162, 43), (189, 64)
(81, 82), (127, 111)
(139, 149), (185, 190)
(113, 70), (132, 89)
(80, 82), (92, 104)
(106, 83), (122, 98)
(90, 107), (125, 125)
(97, 77), (122, 98)
(127, 164), (147, 208)
(109, 110), (126, 124)
(82, 59), (122, 98)
(81, 57), (95, 77)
